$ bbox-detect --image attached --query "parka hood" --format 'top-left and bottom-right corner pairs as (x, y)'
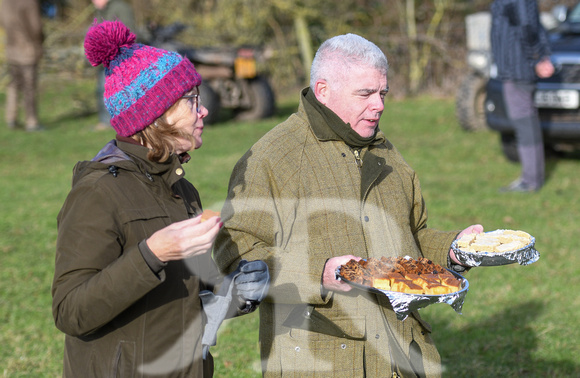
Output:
(71, 140), (135, 186)
(71, 140), (186, 189)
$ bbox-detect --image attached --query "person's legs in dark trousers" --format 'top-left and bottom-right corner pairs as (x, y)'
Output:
(501, 81), (544, 191)
(22, 63), (41, 131)
(5, 64), (21, 129)
(5, 63), (42, 131)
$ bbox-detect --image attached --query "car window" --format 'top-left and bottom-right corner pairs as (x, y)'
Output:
(568, 4), (580, 23)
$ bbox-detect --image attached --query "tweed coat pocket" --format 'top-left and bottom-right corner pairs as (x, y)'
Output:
(279, 316), (365, 377)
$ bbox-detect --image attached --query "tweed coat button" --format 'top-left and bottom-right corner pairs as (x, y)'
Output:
(375, 334), (380, 339)
(176, 168), (184, 176)
(295, 346), (300, 352)
(364, 216), (369, 222)
(340, 344), (347, 349)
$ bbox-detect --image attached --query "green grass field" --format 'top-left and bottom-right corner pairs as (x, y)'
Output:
(1, 77), (579, 377)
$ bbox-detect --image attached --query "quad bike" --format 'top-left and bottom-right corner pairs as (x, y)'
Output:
(147, 23), (276, 124)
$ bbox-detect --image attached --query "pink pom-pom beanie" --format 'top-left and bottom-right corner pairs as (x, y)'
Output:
(84, 19), (202, 137)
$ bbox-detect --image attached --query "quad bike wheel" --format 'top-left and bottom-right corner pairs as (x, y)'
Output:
(234, 76), (275, 121)
(456, 72), (488, 131)
(199, 82), (221, 125)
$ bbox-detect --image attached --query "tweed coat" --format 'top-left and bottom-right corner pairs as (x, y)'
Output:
(52, 140), (219, 377)
(214, 89), (460, 377)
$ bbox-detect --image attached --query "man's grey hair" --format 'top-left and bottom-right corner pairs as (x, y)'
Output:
(309, 33), (389, 90)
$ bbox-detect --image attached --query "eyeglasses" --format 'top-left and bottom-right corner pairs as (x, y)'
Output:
(181, 94), (201, 113)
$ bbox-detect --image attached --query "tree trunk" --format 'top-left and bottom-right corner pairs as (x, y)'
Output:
(406, 0), (420, 95)
(418, 0), (448, 82)
(294, 14), (313, 87)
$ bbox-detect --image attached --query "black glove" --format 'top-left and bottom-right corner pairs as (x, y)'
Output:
(234, 260), (270, 304)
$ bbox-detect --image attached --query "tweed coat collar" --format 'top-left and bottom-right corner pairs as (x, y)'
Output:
(299, 87), (395, 201)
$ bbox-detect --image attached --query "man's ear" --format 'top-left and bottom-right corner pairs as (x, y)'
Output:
(313, 80), (328, 105)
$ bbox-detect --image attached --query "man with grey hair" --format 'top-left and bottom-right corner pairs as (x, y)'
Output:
(214, 33), (480, 377)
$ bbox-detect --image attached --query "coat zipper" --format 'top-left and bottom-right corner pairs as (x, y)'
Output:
(352, 148), (363, 168)
(352, 147), (370, 256)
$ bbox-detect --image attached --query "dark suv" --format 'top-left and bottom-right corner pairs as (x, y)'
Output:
(485, 3), (580, 161)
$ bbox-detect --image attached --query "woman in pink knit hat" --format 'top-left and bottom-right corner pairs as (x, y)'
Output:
(51, 20), (269, 377)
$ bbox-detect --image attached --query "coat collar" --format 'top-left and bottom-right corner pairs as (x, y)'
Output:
(90, 139), (187, 187)
(300, 87), (386, 147)
(118, 140), (186, 186)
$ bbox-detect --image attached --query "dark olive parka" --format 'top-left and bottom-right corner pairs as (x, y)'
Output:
(52, 140), (219, 377)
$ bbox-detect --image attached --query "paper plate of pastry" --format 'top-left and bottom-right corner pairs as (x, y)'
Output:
(451, 229), (540, 267)
(337, 256), (468, 320)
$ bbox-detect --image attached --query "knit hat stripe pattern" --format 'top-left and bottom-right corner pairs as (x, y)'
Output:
(104, 46), (182, 118)
(111, 59), (200, 137)
(84, 20), (202, 137)
(104, 44), (165, 93)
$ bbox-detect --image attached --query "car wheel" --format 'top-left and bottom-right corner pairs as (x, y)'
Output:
(199, 82), (221, 125)
(500, 133), (519, 162)
(234, 76), (276, 121)
(455, 72), (488, 131)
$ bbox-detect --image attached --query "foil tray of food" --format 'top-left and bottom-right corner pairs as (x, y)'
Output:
(451, 229), (540, 267)
(336, 256), (468, 321)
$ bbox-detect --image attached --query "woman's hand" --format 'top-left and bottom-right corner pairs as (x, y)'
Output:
(146, 215), (222, 262)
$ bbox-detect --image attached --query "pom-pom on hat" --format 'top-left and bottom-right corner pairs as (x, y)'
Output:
(84, 20), (202, 137)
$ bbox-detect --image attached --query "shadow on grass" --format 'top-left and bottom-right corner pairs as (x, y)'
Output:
(434, 300), (579, 377)
(551, 149), (580, 161)
(545, 149), (580, 187)
(500, 148), (580, 188)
